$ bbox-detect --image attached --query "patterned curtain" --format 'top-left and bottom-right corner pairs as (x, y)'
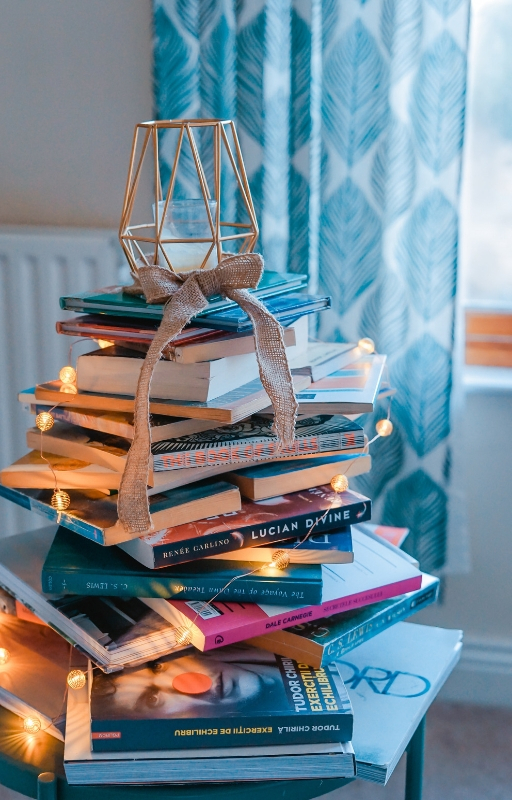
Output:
(152, 0), (470, 572)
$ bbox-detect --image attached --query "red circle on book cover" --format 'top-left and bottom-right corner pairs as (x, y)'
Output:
(172, 672), (213, 695)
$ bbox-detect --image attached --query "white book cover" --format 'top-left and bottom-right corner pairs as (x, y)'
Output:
(338, 622), (462, 784)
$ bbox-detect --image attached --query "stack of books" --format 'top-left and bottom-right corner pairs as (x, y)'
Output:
(0, 270), (457, 786)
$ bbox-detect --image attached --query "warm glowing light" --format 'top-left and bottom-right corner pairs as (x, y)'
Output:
(376, 418), (394, 437)
(59, 365), (77, 385)
(51, 490), (71, 511)
(35, 411), (54, 432)
(0, 648), (10, 665)
(271, 550), (290, 570)
(67, 669), (86, 690)
(174, 626), (193, 647)
(95, 339), (114, 349)
(59, 383), (78, 395)
(358, 337), (375, 354)
(330, 474), (349, 494)
(23, 716), (41, 734)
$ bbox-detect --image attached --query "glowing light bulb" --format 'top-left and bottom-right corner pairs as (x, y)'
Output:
(330, 474), (349, 494)
(51, 490), (71, 511)
(35, 411), (54, 432)
(174, 626), (193, 648)
(59, 366), (76, 385)
(358, 337), (375, 354)
(376, 418), (394, 437)
(67, 669), (86, 690)
(95, 339), (114, 349)
(23, 716), (41, 734)
(271, 550), (290, 570)
(0, 648), (10, 665)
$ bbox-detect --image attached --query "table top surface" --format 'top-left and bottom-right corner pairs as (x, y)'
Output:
(0, 705), (351, 799)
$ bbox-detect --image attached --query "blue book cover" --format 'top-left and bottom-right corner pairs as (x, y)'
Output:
(89, 644), (353, 752)
(42, 527), (324, 605)
(247, 575), (439, 666)
(59, 271), (308, 320)
(207, 527), (354, 565)
(195, 293), (331, 331)
(339, 622), (462, 784)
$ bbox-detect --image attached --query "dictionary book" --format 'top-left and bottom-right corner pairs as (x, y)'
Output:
(89, 644), (353, 752)
(118, 485), (371, 569)
(142, 529), (423, 651)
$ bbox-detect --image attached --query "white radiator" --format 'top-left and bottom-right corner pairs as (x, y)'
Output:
(0, 226), (122, 536)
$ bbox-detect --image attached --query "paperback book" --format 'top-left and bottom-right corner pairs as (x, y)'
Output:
(64, 682), (356, 783)
(89, 645), (354, 752)
(289, 342), (364, 382)
(32, 373), (311, 423)
(59, 271), (308, 320)
(0, 480), (241, 547)
(294, 355), (387, 415)
(41, 527), (326, 605)
(0, 527), (189, 672)
(247, 574), (440, 667)
(142, 529), (423, 651)
(0, 451), (120, 492)
(0, 616), (70, 740)
(340, 623), (462, 784)
(225, 453), (370, 501)
(118, 485), (372, 568)
(206, 528), (354, 565)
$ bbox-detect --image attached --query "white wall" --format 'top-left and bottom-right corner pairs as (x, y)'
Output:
(0, 0), (153, 228)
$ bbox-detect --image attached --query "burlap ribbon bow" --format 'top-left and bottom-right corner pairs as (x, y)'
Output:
(118, 253), (298, 534)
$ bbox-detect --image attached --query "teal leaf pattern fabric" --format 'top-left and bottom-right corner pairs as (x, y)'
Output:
(411, 32), (467, 172)
(397, 189), (458, 319)
(152, 0), (469, 570)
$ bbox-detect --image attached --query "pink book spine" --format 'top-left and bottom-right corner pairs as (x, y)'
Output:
(201, 575), (423, 650)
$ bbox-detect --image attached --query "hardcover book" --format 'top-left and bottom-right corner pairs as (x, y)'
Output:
(294, 355), (387, 415)
(0, 527), (190, 672)
(206, 528), (354, 565)
(118, 485), (372, 569)
(32, 374), (311, 423)
(76, 345), (262, 403)
(0, 616), (70, 740)
(89, 645), (353, 752)
(55, 314), (303, 363)
(142, 529), (423, 651)
(247, 574), (440, 667)
(194, 293), (331, 332)
(59, 271), (308, 320)
(0, 480), (241, 547)
(225, 453), (370, 500)
(41, 527), (326, 605)
(339, 623), (462, 784)
(64, 681), (355, 783)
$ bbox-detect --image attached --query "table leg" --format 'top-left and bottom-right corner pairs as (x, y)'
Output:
(405, 714), (426, 800)
(37, 772), (57, 800)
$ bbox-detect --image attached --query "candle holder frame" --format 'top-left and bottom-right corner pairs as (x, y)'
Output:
(119, 119), (259, 279)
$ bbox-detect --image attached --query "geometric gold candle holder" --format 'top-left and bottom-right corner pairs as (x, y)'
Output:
(119, 119), (259, 280)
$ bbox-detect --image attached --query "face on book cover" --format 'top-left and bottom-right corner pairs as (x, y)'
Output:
(92, 646), (288, 719)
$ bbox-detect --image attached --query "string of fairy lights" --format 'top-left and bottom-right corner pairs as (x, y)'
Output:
(7, 335), (394, 734)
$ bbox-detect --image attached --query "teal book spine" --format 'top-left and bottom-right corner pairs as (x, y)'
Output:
(304, 576), (440, 667)
(41, 567), (323, 604)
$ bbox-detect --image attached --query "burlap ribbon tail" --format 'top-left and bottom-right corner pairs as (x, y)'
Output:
(117, 253), (298, 534)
